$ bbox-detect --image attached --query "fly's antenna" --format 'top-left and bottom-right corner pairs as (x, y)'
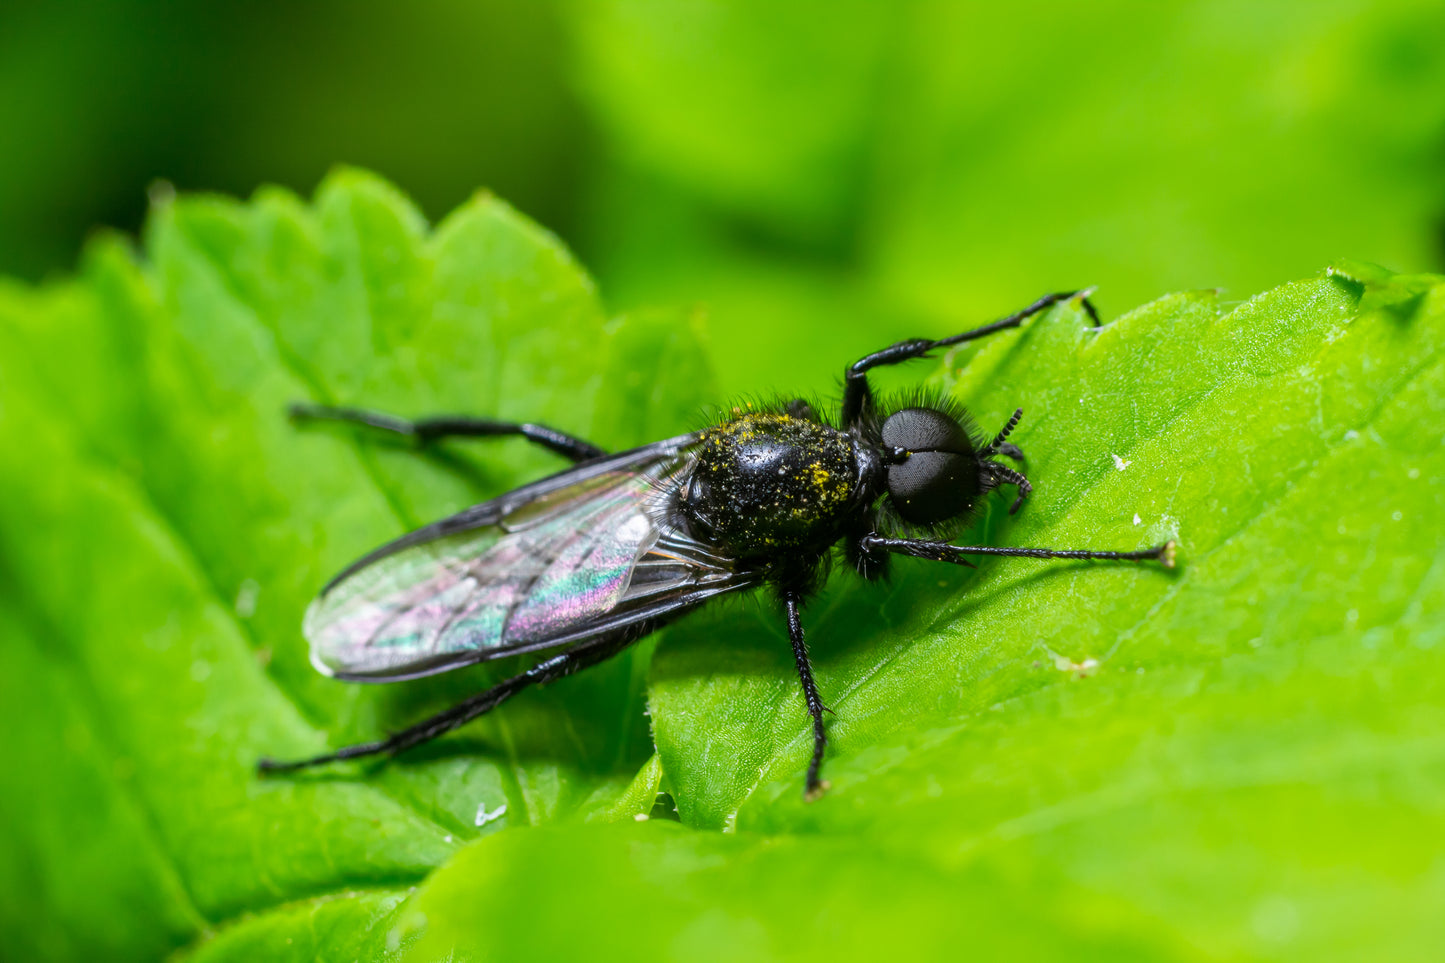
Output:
(984, 408), (1024, 454)
(987, 462), (1032, 514)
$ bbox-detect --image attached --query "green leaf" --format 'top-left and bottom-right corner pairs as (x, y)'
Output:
(0, 170), (713, 959)
(408, 270), (1445, 961)
(2, 172), (1442, 960)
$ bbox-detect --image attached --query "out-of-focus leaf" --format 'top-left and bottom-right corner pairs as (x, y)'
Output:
(568, 0), (890, 246)
(569, 0), (1445, 395)
(398, 824), (1196, 961)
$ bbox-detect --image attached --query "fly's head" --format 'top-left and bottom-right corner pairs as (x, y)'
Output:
(879, 405), (1031, 525)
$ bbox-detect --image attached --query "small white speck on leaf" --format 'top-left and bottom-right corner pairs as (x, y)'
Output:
(1392, 511), (1403, 521)
(443, 834), (453, 843)
(475, 802), (507, 827)
(1045, 647), (1099, 678)
(633, 812), (649, 822)
(1111, 453), (1131, 471)
(1133, 513), (1142, 526)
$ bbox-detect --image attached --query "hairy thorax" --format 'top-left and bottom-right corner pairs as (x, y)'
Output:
(683, 412), (863, 558)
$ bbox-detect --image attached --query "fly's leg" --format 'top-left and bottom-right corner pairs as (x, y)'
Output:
(980, 408), (1030, 510)
(994, 443), (1026, 463)
(858, 535), (1176, 568)
(288, 403), (607, 463)
(784, 591), (831, 802)
(258, 636), (634, 773)
(984, 463), (1033, 515)
(840, 291), (1101, 427)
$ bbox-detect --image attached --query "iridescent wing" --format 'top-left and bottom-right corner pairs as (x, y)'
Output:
(305, 435), (759, 682)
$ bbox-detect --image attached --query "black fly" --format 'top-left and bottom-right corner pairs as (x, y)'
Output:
(259, 291), (1175, 799)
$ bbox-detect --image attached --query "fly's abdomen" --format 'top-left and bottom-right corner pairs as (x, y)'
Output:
(686, 412), (861, 557)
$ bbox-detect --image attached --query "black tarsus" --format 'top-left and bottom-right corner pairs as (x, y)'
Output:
(840, 291), (1099, 427)
(288, 403), (607, 463)
(784, 591), (830, 801)
(994, 442), (1026, 463)
(860, 535), (1177, 568)
(975, 409), (1032, 512)
(257, 635), (634, 774)
(986, 463), (1033, 514)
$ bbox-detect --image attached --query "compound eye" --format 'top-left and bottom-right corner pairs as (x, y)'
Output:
(888, 451), (977, 524)
(881, 407), (971, 452)
(881, 407), (981, 524)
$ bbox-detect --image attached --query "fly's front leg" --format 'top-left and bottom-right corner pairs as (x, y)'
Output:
(784, 591), (831, 801)
(859, 535), (1177, 568)
(994, 443), (1026, 464)
(980, 407), (1030, 511)
(258, 635), (634, 774)
(288, 403), (607, 463)
(840, 291), (1101, 427)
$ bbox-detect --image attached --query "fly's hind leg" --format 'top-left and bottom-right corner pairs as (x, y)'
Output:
(258, 634), (636, 774)
(288, 403), (607, 463)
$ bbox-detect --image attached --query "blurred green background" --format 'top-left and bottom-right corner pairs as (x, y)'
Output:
(5, 0), (1443, 395)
